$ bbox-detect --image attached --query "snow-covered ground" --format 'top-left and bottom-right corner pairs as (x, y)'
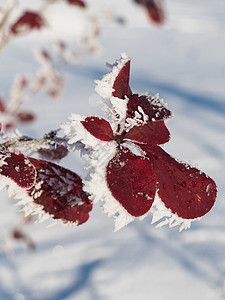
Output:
(1, 0), (225, 299)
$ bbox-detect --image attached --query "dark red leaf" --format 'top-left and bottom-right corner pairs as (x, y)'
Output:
(0, 150), (36, 189)
(127, 94), (172, 121)
(18, 112), (35, 122)
(133, 0), (165, 24)
(65, 0), (86, 7)
(107, 147), (156, 217)
(38, 144), (69, 161)
(0, 97), (5, 113)
(145, 2), (165, 24)
(81, 117), (114, 141)
(124, 120), (170, 145)
(28, 158), (92, 225)
(5, 123), (15, 130)
(112, 60), (132, 99)
(11, 11), (45, 35)
(142, 145), (217, 219)
(47, 89), (61, 98)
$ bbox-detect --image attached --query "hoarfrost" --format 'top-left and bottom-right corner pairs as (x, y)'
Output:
(82, 141), (134, 231)
(95, 53), (130, 100)
(0, 174), (46, 222)
(95, 53), (130, 133)
(150, 193), (200, 232)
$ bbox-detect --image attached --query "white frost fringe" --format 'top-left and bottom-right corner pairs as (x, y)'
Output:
(0, 174), (79, 227)
(95, 53), (130, 134)
(95, 52), (130, 100)
(149, 193), (201, 232)
(0, 175), (46, 221)
(83, 142), (135, 232)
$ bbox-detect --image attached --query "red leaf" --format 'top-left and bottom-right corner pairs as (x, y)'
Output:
(5, 123), (15, 130)
(28, 158), (92, 225)
(127, 94), (172, 121)
(18, 112), (35, 122)
(112, 60), (132, 99)
(145, 2), (165, 24)
(0, 97), (5, 113)
(81, 117), (114, 141)
(38, 144), (69, 161)
(125, 120), (170, 145)
(11, 11), (45, 35)
(0, 150), (36, 189)
(134, 0), (165, 24)
(142, 145), (217, 219)
(106, 148), (156, 217)
(65, 0), (86, 7)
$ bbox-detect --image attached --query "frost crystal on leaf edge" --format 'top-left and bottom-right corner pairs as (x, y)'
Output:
(95, 53), (130, 100)
(149, 193), (200, 232)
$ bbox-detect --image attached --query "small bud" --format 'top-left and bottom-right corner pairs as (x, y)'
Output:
(65, 0), (86, 8)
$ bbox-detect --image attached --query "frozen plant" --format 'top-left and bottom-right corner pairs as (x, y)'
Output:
(0, 54), (217, 232)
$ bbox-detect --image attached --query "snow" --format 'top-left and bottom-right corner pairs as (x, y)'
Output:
(0, 0), (225, 299)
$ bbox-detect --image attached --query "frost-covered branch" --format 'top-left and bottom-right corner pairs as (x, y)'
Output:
(0, 54), (217, 233)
